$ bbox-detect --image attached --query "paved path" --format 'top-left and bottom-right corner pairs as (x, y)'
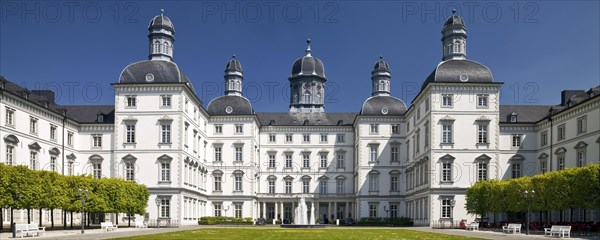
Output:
(1, 225), (598, 239)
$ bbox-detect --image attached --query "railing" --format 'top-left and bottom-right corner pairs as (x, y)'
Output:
(431, 219), (463, 229)
(146, 219), (180, 228)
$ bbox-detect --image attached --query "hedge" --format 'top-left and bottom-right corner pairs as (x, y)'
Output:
(199, 216), (254, 225)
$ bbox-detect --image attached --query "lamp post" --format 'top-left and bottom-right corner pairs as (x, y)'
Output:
(223, 205), (230, 217)
(450, 199), (456, 229)
(383, 206), (390, 219)
(155, 198), (161, 229)
(524, 190), (535, 235)
(78, 188), (88, 234)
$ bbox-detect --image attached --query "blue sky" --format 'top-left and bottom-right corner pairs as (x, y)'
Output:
(1, 1), (599, 112)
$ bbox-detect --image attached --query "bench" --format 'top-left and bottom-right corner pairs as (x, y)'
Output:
(15, 224), (44, 238)
(466, 222), (479, 231)
(135, 220), (147, 229)
(101, 221), (118, 232)
(545, 225), (571, 238)
(502, 223), (522, 234)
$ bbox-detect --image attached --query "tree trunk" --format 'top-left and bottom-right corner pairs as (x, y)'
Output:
(0, 207), (3, 231)
(51, 209), (54, 228)
(70, 212), (73, 228)
(128, 212), (131, 227)
(10, 208), (14, 225)
(63, 211), (67, 229)
(569, 208), (573, 223)
(27, 209), (31, 224)
(39, 208), (43, 226)
(116, 213), (119, 225)
(583, 208), (586, 222)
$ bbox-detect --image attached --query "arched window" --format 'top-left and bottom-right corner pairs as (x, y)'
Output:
(154, 41), (160, 53)
(228, 80), (234, 90)
(304, 91), (312, 104)
(454, 41), (461, 53)
(164, 42), (169, 54)
(235, 80), (241, 91)
(379, 81), (385, 91)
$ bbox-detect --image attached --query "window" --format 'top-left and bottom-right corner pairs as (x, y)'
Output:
(369, 174), (379, 191)
(557, 156), (565, 170)
(268, 180), (275, 193)
(214, 203), (222, 217)
(415, 129), (420, 153)
(390, 176), (399, 191)
(5, 107), (17, 127)
(126, 124), (136, 143)
(302, 180), (310, 193)
(320, 154), (327, 168)
(390, 204), (398, 218)
(477, 162), (488, 181)
(557, 124), (566, 141)
(441, 199), (452, 218)
(268, 134), (276, 143)
(477, 124), (488, 144)
(510, 114), (518, 123)
(285, 133), (293, 143)
(268, 154), (276, 168)
(442, 124), (453, 144)
(424, 123), (430, 148)
(319, 180), (327, 194)
(67, 132), (73, 146)
(92, 134), (102, 148)
(540, 161), (547, 174)
(511, 134), (522, 147)
(126, 96), (136, 107)
(285, 153), (292, 168)
(417, 106), (421, 119)
(234, 124), (243, 134)
(477, 94), (489, 108)
(160, 162), (171, 182)
(234, 175), (242, 191)
(30, 151), (37, 170)
(511, 163), (522, 178)
(93, 162), (102, 179)
(125, 162), (135, 181)
(369, 124), (379, 134)
(160, 198), (170, 218)
(285, 180), (292, 194)
(184, 99), (189, 112)
(442, 162), (452, 182)
(391, 147), (399, 162)
(161, 95), (171, 107)
(442, 94), (453, 107)
(369, 204), (378, 218)
(369, 145), (378, 162)
(235, 146), (243, 161)
(234, 204), (242, 218)
(320, 133), (328, 142)
(540, 131), (548, 146)
(336, 153), (345, 168)
(336, 134), (345, 143)
(302, 154), (310, 168)
(214, 176), (222, 191)
(5, 145), (15, 165)
(50, 125), (57, 141)
(161, 124), (171, 143)
(29, 117), (38, 134)
(577, 150), (586, 167)
(577, 116), (587, 134)
(425, 98), (430, 112)
(214, 146), (223, 162)
(391, 124), (399, 134)
(302, 133), (310, 142)
(214, 124), (223, 134)
(336, 179), (345, 194)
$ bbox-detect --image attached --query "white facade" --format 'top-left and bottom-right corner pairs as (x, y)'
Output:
(1, 13), (599, 227)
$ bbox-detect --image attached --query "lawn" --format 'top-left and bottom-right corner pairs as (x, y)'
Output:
(111, 227), (485, 240)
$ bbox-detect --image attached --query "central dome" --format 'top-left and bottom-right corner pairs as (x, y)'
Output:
(290, 39), (326, 79)
(148, 14), (175, 32)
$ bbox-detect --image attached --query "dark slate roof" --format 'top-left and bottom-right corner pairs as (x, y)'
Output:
(63, 105), (115, 124)
(499, 105), (553, 123)
(118, 60), (195, 93)
(148, 15), (174, 32)
(207, 95), (253, 115)
(444, 15), (465, 29)
(372, 58), (390, 73)
(291, 55), (326, 79)
(360, 96), (407, 116)
(422, 59), (494, 89)
(257, 112), (356, 126)
(225, 57), (243, 72)
(0, 76), (65, 114)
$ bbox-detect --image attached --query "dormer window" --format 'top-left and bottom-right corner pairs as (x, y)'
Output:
(510, 112), (518, 123)
(23, 92), (29, 99)
(97, 114), (104, 123)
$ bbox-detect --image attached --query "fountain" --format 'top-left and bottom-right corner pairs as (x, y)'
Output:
(281, 196), (328, 228)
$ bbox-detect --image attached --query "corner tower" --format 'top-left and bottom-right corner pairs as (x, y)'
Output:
(148, 9), (175, 61)
(289, 39), (327, 113)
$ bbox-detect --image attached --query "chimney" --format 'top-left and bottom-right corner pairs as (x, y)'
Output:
(560, 90), (585, 106)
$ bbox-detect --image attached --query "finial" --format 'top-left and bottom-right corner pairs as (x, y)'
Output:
(305, 38), (312, 56)
(160, 9), (165, 17)
(379, 55), (383, 60)
(232, 54), (236, 59)
(452, 9), (457, 15)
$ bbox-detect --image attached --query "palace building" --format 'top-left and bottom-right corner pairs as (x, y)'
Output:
(1, 12), (598, 227)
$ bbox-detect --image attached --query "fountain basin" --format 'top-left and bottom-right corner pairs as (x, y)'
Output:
(280, 224), (330, 229)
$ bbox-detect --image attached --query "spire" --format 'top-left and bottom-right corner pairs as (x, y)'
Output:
(452, 8), (456, 16)
(224, 55), (243, 96)
(305, 38), (312, 57)
(371, 56), (391, 96)
(160, 8), (164, 17)
(148, 12), (175, 61)
(441, 9), (467, 61)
